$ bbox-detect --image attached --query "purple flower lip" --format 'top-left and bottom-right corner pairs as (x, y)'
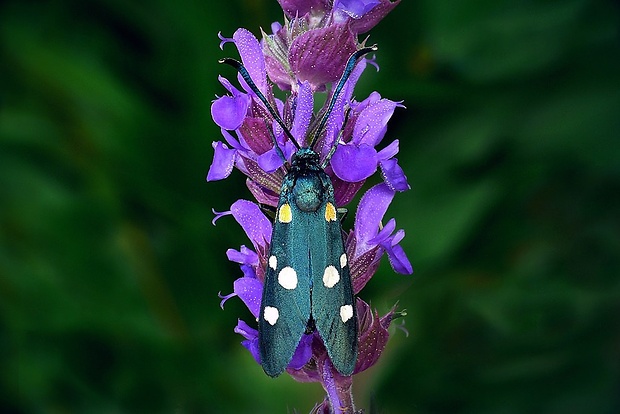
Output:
(336, 0), (381, 19)
(211, 76), (251, 130)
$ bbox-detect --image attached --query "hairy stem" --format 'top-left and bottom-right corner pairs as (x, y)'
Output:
(321, 359), (355, 414)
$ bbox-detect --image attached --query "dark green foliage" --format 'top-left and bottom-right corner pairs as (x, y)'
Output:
(1, 0), (619, 413)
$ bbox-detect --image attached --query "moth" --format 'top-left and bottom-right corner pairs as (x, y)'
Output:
(222, 46), (375, 377)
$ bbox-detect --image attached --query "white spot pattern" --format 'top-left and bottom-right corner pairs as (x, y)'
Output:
(340, 253), (347, 268)
(340, 305), (354, 323)
(264, 306), (279, 325)
(322, 265), (340, 288)
(269, 255), (277, 270)
(278, 266), (298, 290)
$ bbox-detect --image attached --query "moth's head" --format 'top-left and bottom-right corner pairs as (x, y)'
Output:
(291, 148), (320, 168)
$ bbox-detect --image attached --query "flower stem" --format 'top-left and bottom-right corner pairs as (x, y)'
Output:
(321, 359), (355, 414)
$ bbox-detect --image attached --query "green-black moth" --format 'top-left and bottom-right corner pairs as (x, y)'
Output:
(221, 46), (376, 377)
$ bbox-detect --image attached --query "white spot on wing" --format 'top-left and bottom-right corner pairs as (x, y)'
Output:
(264, 306), (279, 325)
(323, 265), (340, 288)
(269, 255), (277, 270)
(340, 253), (347, 268)
(340, 305), (353, 323)
(278, 266), (298, 290)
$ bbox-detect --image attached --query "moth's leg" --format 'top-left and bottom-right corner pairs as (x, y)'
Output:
(337, 207), (348, 223)
(260, 203), (277, 220)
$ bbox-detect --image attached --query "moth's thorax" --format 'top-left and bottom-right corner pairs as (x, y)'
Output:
(292, 173), (323, 212)
(288, 148), (324, 212)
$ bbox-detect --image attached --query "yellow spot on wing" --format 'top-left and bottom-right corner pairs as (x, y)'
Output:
(325, 202), (337, 222)
(278, 203), (292, 223)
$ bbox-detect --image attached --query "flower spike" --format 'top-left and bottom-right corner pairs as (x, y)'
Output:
(210, 3), (410, 413)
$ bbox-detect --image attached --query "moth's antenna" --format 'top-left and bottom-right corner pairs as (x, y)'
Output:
(309, 45), (378, 150)
(267, 121), (287, 163)
(220, 58), (301, 151)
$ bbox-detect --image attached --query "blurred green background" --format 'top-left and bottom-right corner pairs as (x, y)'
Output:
(2, 0), (619, 413)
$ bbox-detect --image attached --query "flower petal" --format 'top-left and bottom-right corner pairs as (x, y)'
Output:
(354, 183), (394, 256)
(234, 276), (263, 318)
(220, 128), (246, 152)
(377, 138), (399, 160)
(235, 318), (258, 341)
(352, 95), (401, 147)
(232, 28), (268, 96)
(257, 147), (286, 173)
(230, 200), (272, 250)
(340, 58), (374, 108)
(330, 144), (378, 182)
(369, 217), (396, 246)
(366, 218), (412, 274)
(335, 0), (380, 19)
(288, 334), (314, 370)
(206, 142), (236, 182)
(211, 96), (246, 131)
(211, 77), (251, 130)
(290, 81), (314, 146)
(226, 245), (259, 266)
(383, 240), (413, 274)
(380, 158), (410, 192)
(235, 319), (261, 364)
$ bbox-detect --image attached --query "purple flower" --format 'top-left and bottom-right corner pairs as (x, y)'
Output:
(276, 0), (400, 35)
(211, 76), (251, 130)
(348, 183), (413, 293)
(330, 92), (409, 191)
(335, 0), (401, 34)
(210, 1), (411, 412)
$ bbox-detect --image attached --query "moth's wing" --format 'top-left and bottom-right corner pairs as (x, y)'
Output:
(258, 182), (311, 377)
(311, 173), (358, 376)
